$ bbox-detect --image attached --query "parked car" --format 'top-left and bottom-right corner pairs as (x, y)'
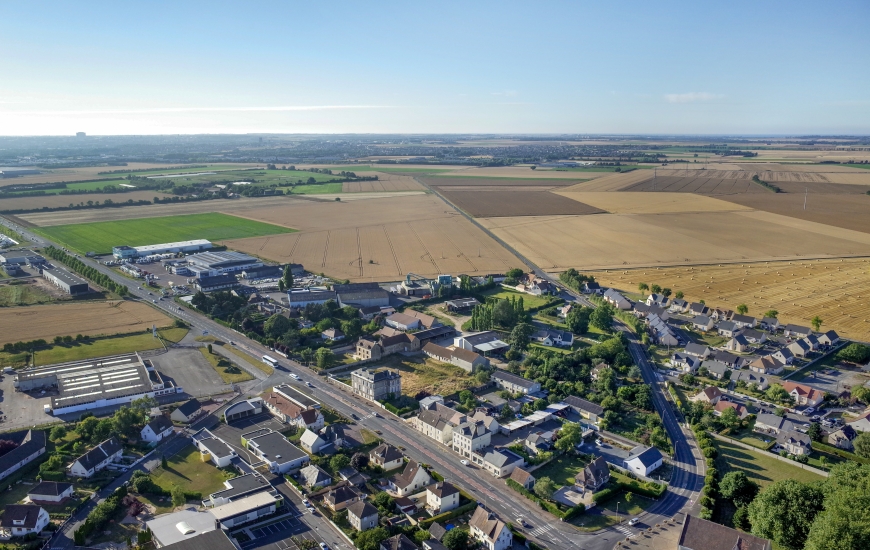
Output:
(804, 407), (816, 415)
(461, 460), (469, 466)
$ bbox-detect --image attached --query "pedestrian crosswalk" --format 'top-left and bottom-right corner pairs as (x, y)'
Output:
(529, 524), (554, 537)
(614, 524), (634, 536)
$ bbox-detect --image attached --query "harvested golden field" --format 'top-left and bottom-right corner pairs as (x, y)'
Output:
(482, 210), (870, 271)
(436, 166), (610, 179)
(342, 172), (424, 192)
(224, 194), (523, 281)
(0, 163), (262, 188)
(1, 191), (174, 213)
(0, 300), (173, 344)
(420, 176), (580, 188)
(560, 170), (654, 192)
(305, 192), (425, 202)
(555, 192), (752, 214)
(586, 258), (870, 342)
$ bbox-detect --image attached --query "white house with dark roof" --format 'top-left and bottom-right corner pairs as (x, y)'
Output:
(389, 459), (431, 496)
(787, 339), (812, 358)
(700, 360), (730, 380)
(733, 370), (769, 391)
(27, 481), (73, 503)
(624, 446), (663, 477)
(369, 443), (404, 471)
(669, 299), (689, 313)
(563, 395), (604, 424)
(777, 430), (812, 456)
(646, 293), (669, 307)
(0, 430), (46, 482)
(771, 347), (794, 366)
(689, 302), (709, 316)
(69, 437), (123, 478)
(469, 506), (512, 550)
(491, 370), (541, 395)
(0, 505), (49, 537)
(684, 343), (711, 359)
(691, 315), (714, 332)
(482, 448), (526, 478)
(671, 352), (701, 373)
(300, 465), (332, 489)
(725, 333), (750, 353)
(347, 500), (378, 532)
(760, 317), (780, 331)
(192, 428), (237, 468)
(426, 482), (460, 514)
(603, 288), (631, 310)
(731, 314), (757, 329)
(717, 321), (739, 337)
(817, 330), (840, 348)
(783, 324), (812, 338)
(141, 415), (174, 443)
(171, 399), (202, 424)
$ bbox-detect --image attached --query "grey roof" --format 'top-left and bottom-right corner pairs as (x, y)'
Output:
(225, 400), (259, 417)
(195, 274), (239, 288)
(247, 431), (307, 462)
(353, 368), (400, 383)
(711, 350), (740, 365)
(701, 360), (729, 376)
(176, 399), (201, 416)
(684, 343), (709, 356)
(732, 314), (756, 324)
(188, 251), (258, 269)
(370, 443), (404, 464)
(784, 324), (811, 335)
(0, 505), (44, 529)
(145, 415), (173, 435)
(717, 321), (738, 332)
(427, 482), (459, 498)
(731, 334), (750, 346)
(492, 369), (537, 389)
(337, 288), (390, 302)
(689, 302), (708, 313)
(209, 473), (272, 500)
(563, 395), (604, 415)
(288, 290), (336, 303)
(761, 317), (778, 325)
(692, 315), (711, 326)
(484, 448), (524, 468)
(347, 500), (378, 520)
(75, 437), (122, 471)
(159, 528), (238, 550)
(392, 459), (427, 490)
(428, 522), (447, 541)
(679, 515), (770, 550)
(29, 481), (72, 497)
(0, 430), (45, 477)
(301, 465), (332, 486)
(756, 413), (792, 431)
(198, 436), (234, 459)
(381, 534), (420, 550)
(628, 446), (663, 468)
(777, 429), (812, 448)
(413, 325), (457, 342)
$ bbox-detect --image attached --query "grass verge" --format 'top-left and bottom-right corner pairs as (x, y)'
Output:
(199, 347), (254, 384)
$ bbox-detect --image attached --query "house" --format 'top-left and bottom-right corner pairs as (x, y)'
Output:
(633, 302), (670, 320)
(754, 413), (794, 435)
(321, 328), (345, 341)
(352, 368), (401, 402)
(684, 343), (711, 359)
(671, 352), (701, 373)
(648, 313), (678, 346)
(244, 431), (309, 474)
(575, 456), (610, 491)
(749, 355), (785, 375)
(690, 386), (722, 405)
(732, 370), (769, 391)
(193, 429), (237, 468)
(482, 448), (526, 478)
(783, 324), (812, 338)
(804, 334), (820, 351)
(380, 333), (421, 355)
(524, 431), (554, 455)
(413, 403), (466, 445)
(782, 381), (824, 407)
(603, 288), (631, 310)
(725, 334), (750, 353)
(669, 299), (689, 313)
(711, 350), (742, 368)
(141, 416), (174, 444)
(300, 429), (327, 455)
(0, 505), (49, 537)
(624, 446), (663, 477)
(700, 360), (730, 380)
(777, 430), (812, 456)
(404, 310), (441, 330)
(27, 481), (73, 503)
(691, 315), (714, 331)
(370, 443), (404, 471)
(263, 392), (325, 431)
(69, 437), (123, 478)
(426, 482), (460, 514)
(714, 401), (749, 419)
(817, 330), (840, 348)
(337, 466), (368, 487)
(470, 411), (500, 434)
(469, 506), (513, 550)
(491, 370), (541, 395)
(509, 467), (536, 490)
(717, 321), (739, 338)
(385, 312), (423, 331)
(847, 412), (870, 433)
(646, 293), (669, 307)
(771, 347), (794, 366)
(740, 328), (767, 344)
(557, 303), (573, 318)
(0, 430), (46, 482)
(828, 425), (858, 451)
(731, 314), (757, 329)
(590, 363), (611, 381)
(347, 501), (378, 532)
(422, 343), (489, 373)
(679, 515), (771, 550)
(689, 302), (709, 316)
(300, 465), (332, 489)
(452, 421), (491, 461)
(760, 317), (780, 331)
(171, 399), (202, 424)
(390, 460), (431, 497)
(787, 339), (812, 358)
(563, 395), (604, 424)
(380, 534), (420, 550)
(323, 483), (364, 512)
(358, 306), (384, 321)
(532, 329), (574, 348)
(711, 308), (734, 321)
(583, 281), (602, 294)
(355, 338), (383, 361)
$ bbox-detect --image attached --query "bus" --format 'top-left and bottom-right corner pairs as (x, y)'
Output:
(262, 355), (279, 368)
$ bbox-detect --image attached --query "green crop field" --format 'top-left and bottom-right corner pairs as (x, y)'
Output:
(5, 179), (131, 195)
(153, 169), (338, 186)
(35, 212), (295, 254)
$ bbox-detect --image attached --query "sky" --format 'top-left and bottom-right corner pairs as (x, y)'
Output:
(0, 1), (868, 136)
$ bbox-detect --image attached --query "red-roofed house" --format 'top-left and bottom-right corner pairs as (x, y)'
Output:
(782, 381), (824, 407)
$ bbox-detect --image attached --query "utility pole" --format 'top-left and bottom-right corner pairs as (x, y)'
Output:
(804, 187), (808, 210)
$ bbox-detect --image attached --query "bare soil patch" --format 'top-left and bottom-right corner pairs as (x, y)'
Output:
(719, 193), (870, 235)
(342, 172), (423, 192)
(555, 192), (752, 214)
(560, 170), (654, 192)
(420, 177), (580, 187)
(436, 188), (604, 217)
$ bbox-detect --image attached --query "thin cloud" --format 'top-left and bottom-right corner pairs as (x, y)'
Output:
(491, 90), (518, 97)
(2, 105), (394, 115)
(664, 92), (723, 103)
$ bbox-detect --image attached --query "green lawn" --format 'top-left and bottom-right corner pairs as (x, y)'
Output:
(148, 445), (236, 501)
(479, 287), (555, 310)
(0, 328), (188, 368)
(572, 491), (654, 532)
(0, 282), (55, 306)
(713, 439), (824, 486)
(35, 212), (295, 254)
(531, 454), (588, 487)
(288, 183), (343, 194)
(199, 348), (254, 384)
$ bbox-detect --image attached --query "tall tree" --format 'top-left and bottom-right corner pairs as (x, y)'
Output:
(811, 316), (823, 331)
(747, 479), (824, 550)
(737, 303), (749, 315)
(534, 477), (556, 499)
(554, 422), (582, 452)
(315, 347), (334, 370)
(510, 322), (533, 351)
(719, 471), (759, 506)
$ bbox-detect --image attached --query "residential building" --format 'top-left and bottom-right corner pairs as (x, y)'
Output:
(208, 492), (279, 529)
(679, 515), (770, 550)
(771, 348), (794, 366)
(452, 421), (491, 462)
(531, 329), (574, 348)
(524, 431), (554, 455)
(711, 349), (742, 368)
(300, 465), (332, 489)
(205, 473), (277, 507)
(69, 437), (122, 478)
(684, 343), (711, 359)
(731, 314), (757, 328)
(847, 412), (870, 433)
(321, 328), (345, 341)
(787, 339), (812, 358)
(27, 481), (73, 503)
(426, 482), (460, 514)
(754, 413), (795, 435)
(413, 403), (466, 445)
(690, 386), (722, 405)
(717, 321), (739, 337)
(563, 395), (604, 424)
(491, 370), (541, 394)
(509, 467), (535, 490)
(193, 429), (237, 468)
(817, 330), (840, 347)
(669, 299), (689, 313)
(0, 430), (46, 482)
(646, 293), (670, 307)
(355, 338), (383, 361)
(385, 312), (423, 331)
(299, 429), (327, 454)
(352, 368), (401, 402)
(370, 443), (404, 471)
(700, 360), (730, 380)
(244, 431), (309, 474)
(591, 363), (611, 381)
(671, 352), (701, 373)
(740, 328), (767, 344)
(783, 324), (812, 338)
(263, 392), (324, 431)
(725, 334), (750, 353)
(422, 343), (489, 372)
(603, 288), (631, 310)
(748, 355), (785, 375)
(689, 302), (709, 316)
(575, 456), (610, 491)
(624, 446), (663, 477)
(347, 501), (378, 532)
(469, 507), (513, 550)
(403, 310), (441, 330)
(482, 448), (526, 478)
(691, 315), (714, 331)
(583, 281), (602, 294)
(777, 430), (812, 456)
(760, 317), (780, 331)
(380, 333), (420, 354)
(470, 411), (500, 434)
(323, 484), (364, 512)
(828, 425), (858, 451)
(711, 308), (734, 321)
(390, 460), (431, 497)
(380, 534), (420, 550)
(171, 399), (202, 424)
(141, 416), (174, 443)
(732, 370), (769, 391)
(0, 505), (49, 537)
(782, 381), (824, 406)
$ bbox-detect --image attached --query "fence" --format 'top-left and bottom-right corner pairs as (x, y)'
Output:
(708, 432), (828, 477)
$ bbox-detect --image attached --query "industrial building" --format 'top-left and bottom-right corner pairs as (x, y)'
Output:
(287, 289), (336, 308)
(112, 239), (213, 259)
(0, 250), (46, 267)
(204, 472), (278, 507)
(194, 274), (240, 293)
(334, 282), (390, 308)
(243, 429), (309, 473)
(41, 267), (89, 295)
(15, 353), (181, 415)
(186, 251), (261, 276)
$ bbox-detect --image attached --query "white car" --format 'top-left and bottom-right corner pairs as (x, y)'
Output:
(460, 460), (469, 466)
(804, 407), (815, 415)
(595, 439), (603, 446)
(290, 373), (300, 380)
(628, 518), (640, 526)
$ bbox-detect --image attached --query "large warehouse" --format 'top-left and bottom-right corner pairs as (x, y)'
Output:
(186, 251), (262, 276)
(112, 239), (212, 259)
(14, 353), (181, 415)
(41, 267), (89, 295)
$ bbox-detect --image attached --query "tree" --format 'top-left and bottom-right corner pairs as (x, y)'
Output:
(340, 319), (362, 341)
(651, 284), (662, 294)
(807, 422), (823, 442)
(804, 462), (870, 550)
(675, 291), (684, 300)
(627, 365), (643, 380)
(638, 283), (649, 292)
(737, 304), (749, 315)
(764, 309), (779, 319)
(590, 304), (614, 332)
(77, 416), (100, 441)
(49, 425), (67, 442)
(474, 368), (490, 385)
(278, 279), (286, 292)
(566, 306), (591, 334)
(837, 343), (870, 364)
(534, 477), (556, 499)
(510, 322), (533, 351)
(282, 265), (294, 290)
(330, 454), (351, 472)
(719, 471), (759, 506)
(499, 403), (516, 421)
(720, 407), (740, 430)
(315, 347), (334, 370)
(351, 453), (369, 470)
(747, 479), (824, 550)
(853, 432), (870, 459)
(372, 491), (394, 511)
(811, 316), (823, 332)
(171, 485), (186, 507)
(161, 455), (168, 468)
(442, 527), (470, 550)
(852, 386), (870, 404)
(554, 421), (582, 452)
(661, 288), (672, 297)
(765, 384), (790, 403)
(492, 299), (518, 327)
(207, 343), (213, 354)
(354, 527), (389, 550)
(264, 314), (292, 339)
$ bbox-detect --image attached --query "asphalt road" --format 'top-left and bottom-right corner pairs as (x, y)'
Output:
(3, 216), (704, 550)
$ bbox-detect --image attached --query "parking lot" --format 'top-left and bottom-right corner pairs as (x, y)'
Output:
(250, 517), (301, 539)
(153, 347), (234, 398)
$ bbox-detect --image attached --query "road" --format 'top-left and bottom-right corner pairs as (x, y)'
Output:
(3, 216), (703, 550)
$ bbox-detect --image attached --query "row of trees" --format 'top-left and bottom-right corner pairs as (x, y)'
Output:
(468, 294), (528, 332)
(43, 246), (128, 296)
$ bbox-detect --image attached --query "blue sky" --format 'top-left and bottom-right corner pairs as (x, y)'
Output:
(0, 1), (867, 135)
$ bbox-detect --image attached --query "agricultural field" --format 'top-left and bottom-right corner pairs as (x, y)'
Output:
(720, 192), (870, 234)
(483, 209), (870, 273)
(560, 170), (657, 192)
(0, 280), (57, 306)
(586, 257), (870, 342)
(287, 183), (343, 194)
(429, 166), (612, 179)
(366, 354), (476, 397)
(1, 179), (134, 195)
(0, 191), (173, 212)
(149, 168), (339, 186)
(713, 439), (824, 486)
(342, 172), (424, 192)
(420, 176), (581, 187)
(436, 188), (604, 217)
(34, 212), (295, 254)
(0, 300), (174, 344)
(224, 194), (522, 281)
(0, 162), (213, 188)
(619, 176), (764, 194)
(553, 192), (752, 215)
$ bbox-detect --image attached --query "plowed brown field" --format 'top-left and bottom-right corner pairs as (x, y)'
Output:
(435, 188), (604, 217)
(719, 193), (870, 234)
(420, 177), (580, 187)
(342, 172), (424, 192)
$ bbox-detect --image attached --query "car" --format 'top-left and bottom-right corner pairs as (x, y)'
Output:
(628, 518), (640, 526)
(290, 373), (300, 380)
(811, 415), (821, 422)
(460, 460), (469, 466)
(302, 499), (312, 507)
(306, 382), (314, 387)
(804, 407), (816, 415)
(595, 439), (603, 446)
(516, 518), (530, 528)
(319, 544), (329, 550)
(351, 413), (359, 420)
(230, 341), (235, 346)
(720, 396), (730, 402)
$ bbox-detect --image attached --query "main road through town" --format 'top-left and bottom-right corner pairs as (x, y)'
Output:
(2, 216), (704, 550)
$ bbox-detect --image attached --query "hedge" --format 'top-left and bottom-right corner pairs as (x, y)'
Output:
(418, 501), (477, 527)
(592, 486), (618, 504)
(812, 441), (870, 465)
(506, 478), (563, 517)
(562, 504), (586, 521)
